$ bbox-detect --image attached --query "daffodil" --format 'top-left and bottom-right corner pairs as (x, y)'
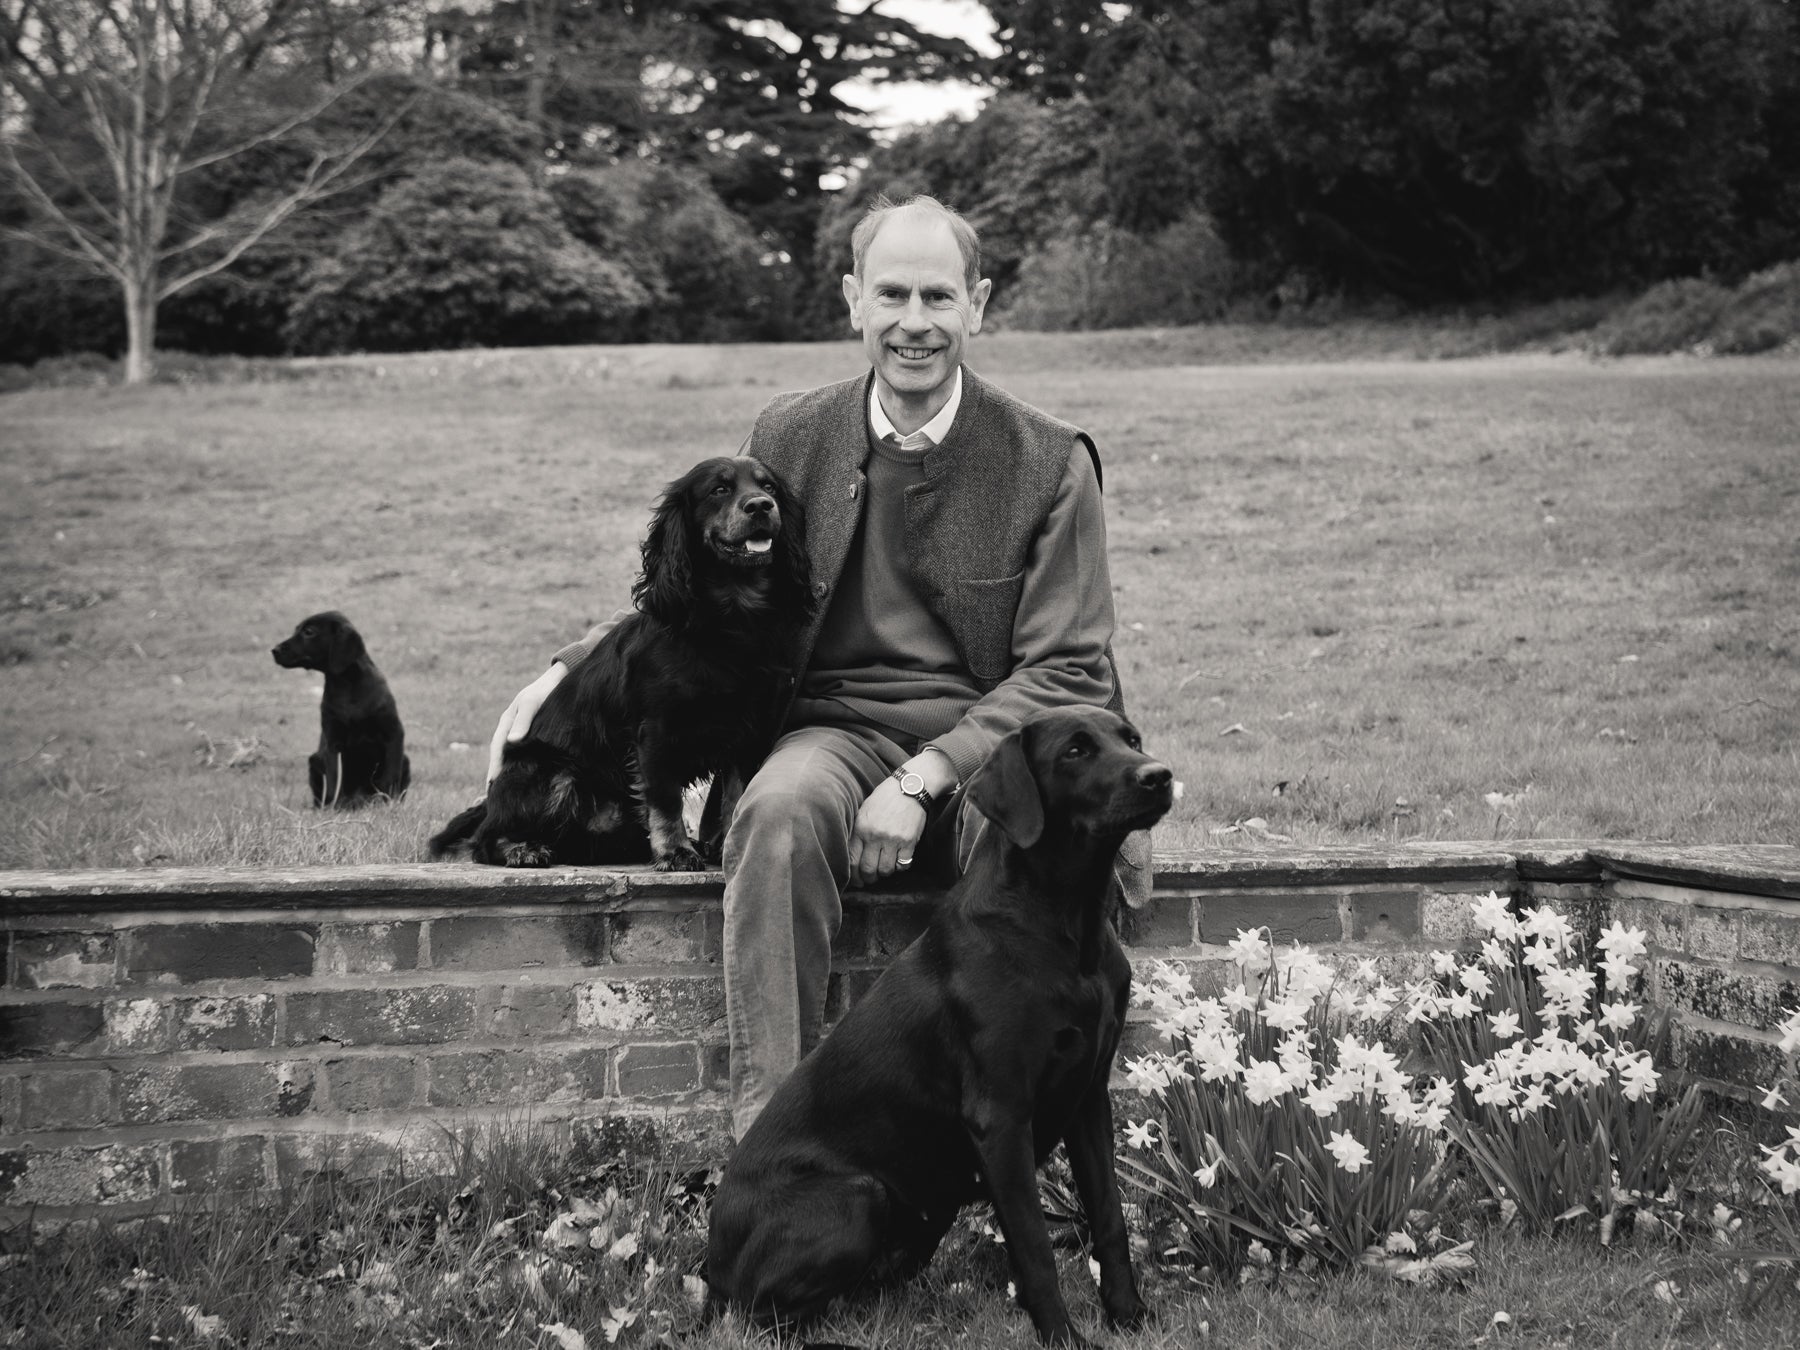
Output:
(1326, 1131), (1371, 1173)
(1124, 1118), (1159, 1150)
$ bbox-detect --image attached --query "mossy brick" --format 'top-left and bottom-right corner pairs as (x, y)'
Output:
(618, 1043), (699, 1098)
(1740, 911), (1800, 969)
(1120, 896), (1196, 949)
(316, 923), (420, 976)
(170, 1136), (268, 1193)
(1672, 1023), (1787, 1089)
(870, 904), (932, 956)
(1422, 892), (1483, 944)
(427, 1048), (611, 1107)
(609, 911), (704, 965)
(0, 1143), (159, 1206)
(326, 1056), (419, 1113)
(575, 976), (725, 1036)
(831, 911), (871, 962)
(1201, 893), (1341, 946)
(1611, 897), (1684, 951)
(1656, 959), (1800, 1034)
(1345, 891), (1422, 943)
(119, 1061), (315, 1124)
(286, 986), (483, 1047)
(0, 1000), (104, 1059)
(14, 933), (116, 990)
(428, 915), (608, 971)
(124, 923), (316, 984)
(274, 1130), (424, 1187)
(487, 983), (577, 1037)
(22, 1068), (112, 1130)
(106, 998), (171, 1054)
(175, 994), (276, 1051)
(1687, 908), (1739, 961)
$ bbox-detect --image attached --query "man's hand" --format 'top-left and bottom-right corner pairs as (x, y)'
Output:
(848, 748), (958, 887)
(486, 662), (568, 785)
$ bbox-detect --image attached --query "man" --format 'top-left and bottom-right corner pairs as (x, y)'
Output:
(488, 194), (1144, 1136)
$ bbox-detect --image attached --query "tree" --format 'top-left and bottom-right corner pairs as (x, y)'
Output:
(0, 0), (403, 381)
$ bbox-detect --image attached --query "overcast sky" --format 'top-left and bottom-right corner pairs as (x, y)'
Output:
(838, 0), (999, 132)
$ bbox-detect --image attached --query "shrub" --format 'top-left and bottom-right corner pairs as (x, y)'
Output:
(1588, 277), (1736, 355)
(286, 159), (650, 354)
(1003, 213), (1243, 331)
(1710, 261), (1800, 354)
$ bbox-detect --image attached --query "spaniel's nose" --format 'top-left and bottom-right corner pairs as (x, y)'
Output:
(743, 494), (775, 517)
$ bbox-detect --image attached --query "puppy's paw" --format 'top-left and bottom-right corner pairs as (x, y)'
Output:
(1101, 1289), (1147, 1331)
(652, 845), (708, 872)
(502, 842), (554, 868)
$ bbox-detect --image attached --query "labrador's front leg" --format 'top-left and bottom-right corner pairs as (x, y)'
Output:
(971, 1117), (1090, 1348)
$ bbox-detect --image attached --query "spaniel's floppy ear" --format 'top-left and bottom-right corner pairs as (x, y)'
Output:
(964, 722), (1043, 848)
(766, 465), (813, 613)
(633, 475), (696, 627)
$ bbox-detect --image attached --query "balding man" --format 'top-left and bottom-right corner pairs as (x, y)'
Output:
(489, 194), (1144, 1136)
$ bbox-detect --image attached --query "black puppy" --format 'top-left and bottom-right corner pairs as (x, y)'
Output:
(706, 705), (1173, 1347)
(430, 455), (811, 870)
(272, 611), (410, 807)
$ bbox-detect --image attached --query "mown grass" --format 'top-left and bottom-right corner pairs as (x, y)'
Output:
(2, 332), (1798, 867)
(9, 1119), (1800, 1350)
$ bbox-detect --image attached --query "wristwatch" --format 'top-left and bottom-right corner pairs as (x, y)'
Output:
(890, 768), (934, 811)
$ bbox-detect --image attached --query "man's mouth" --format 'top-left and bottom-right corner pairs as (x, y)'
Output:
(891, 346), (938, 361)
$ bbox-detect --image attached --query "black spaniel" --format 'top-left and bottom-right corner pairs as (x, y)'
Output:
(430, 455), (812, 870)
(271, 611), (411, 806)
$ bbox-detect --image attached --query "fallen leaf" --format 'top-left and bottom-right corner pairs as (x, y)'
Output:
(1219, 722), (1247, 737)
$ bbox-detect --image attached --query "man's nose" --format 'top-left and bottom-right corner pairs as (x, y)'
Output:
(901, 292), (930, 329)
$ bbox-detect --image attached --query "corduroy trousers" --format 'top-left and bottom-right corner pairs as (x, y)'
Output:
(719, 718), (984, 1139)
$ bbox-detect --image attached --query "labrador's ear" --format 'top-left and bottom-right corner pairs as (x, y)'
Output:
(963, 724), (1043, 849)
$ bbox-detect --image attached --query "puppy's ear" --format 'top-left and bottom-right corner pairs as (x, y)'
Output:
(327, 618), (366, 673)
(964, 724), (1043, 848)
(633, 479), (695, 626)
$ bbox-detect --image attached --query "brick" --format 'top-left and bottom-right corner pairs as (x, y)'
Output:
(120, 1061), (314, 1124)
(286, 986), (482, 1047)
(1125, 957), (1236, 998)
(429, 915), (607, 971)
(1201, 893), (1341, 947)
(1345, 891), (1422, 943)
(0, 1000), (104, 1059)
(427, 1048), (611, 1107)
(831, 911), (871, 962)
(1422, 892), (1482, 944)
(487, 983), (577, 1037)
(1672, 1022), (1787, 1090)
(1118, 1019), (1173, 1064)
(703, 1042), (730, 1090)
(609, 911), (704, 965)
(0, 1074), (19, 1132)
(105, 998), (171, 1054)
(1687, 908), (1739, 961)
(869, 904), (931, 957)
(124, 924), (316, 984)
(575, 976), (725, 1036)
(326, 1056), (418, 1113)
(175, 994), (276, 1051)
(618, 1043), (699, 1098)
(1656, 959), (1800, 1034)
(0, 1143), (159, 1206)
(274, 1130), (428, 1187)
(833, 968), (884, 1016)
(170, 1136), (268, 1193)
(22, 1068), (112, 1130)
(14, 933), (115, 989)
(1120, 896), (1196, 949)
(316, 923), (420, 976)
(1741, 911), (1800, 969)
(1611, 897), (1685, 952)
(701, 910), (724, 963)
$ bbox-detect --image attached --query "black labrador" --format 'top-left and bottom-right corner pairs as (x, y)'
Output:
(706, 705), (1174, 1347)
(429, 455), (811, 870)
(272, 611), (410, 806)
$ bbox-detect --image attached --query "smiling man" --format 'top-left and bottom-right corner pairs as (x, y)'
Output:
(488, 194), (1140, 1135)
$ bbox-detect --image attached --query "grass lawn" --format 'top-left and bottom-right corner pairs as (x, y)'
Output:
(2, 330), (1797, 867)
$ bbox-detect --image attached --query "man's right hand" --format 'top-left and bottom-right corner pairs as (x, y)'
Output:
(487, 662), (568, 785)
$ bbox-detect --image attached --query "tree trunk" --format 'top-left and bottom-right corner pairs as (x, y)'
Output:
(122, 276), (156, 385)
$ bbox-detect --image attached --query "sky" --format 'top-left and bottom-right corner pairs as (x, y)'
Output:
(837, 0), (1000, 132)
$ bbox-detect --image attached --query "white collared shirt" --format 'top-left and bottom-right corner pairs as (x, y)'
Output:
(869, 367), (963, 448)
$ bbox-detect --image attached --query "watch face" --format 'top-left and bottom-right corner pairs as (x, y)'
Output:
(899, 772), (926, 796)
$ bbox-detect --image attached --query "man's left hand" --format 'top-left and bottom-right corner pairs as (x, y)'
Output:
(847, 748), (957, 887)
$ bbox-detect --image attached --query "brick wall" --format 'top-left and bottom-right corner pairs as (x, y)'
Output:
(3, 843), (1796, 1221)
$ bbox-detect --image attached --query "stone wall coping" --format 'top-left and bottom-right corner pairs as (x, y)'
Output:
(0, 842), (1793, 916)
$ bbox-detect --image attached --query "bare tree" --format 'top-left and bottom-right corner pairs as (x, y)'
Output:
(0, 0), (403, 382)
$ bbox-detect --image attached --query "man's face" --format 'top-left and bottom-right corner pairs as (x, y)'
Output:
(842, 212), (991, 423)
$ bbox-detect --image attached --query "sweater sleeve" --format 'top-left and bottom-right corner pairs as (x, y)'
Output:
(925, 440), (1116, 783)
(550, 609), (632, 673)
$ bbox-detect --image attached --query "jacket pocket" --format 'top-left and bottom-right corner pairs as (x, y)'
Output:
(946, 570), (1026, 682)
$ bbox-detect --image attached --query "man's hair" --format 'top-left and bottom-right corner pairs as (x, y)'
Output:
(850, 194), (983, 292)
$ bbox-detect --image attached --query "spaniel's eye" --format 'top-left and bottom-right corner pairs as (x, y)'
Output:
(711, 483), (732, 496)
(1063, 743), (1086, 759)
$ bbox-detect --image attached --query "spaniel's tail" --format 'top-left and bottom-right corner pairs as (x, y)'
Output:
(427, 802), (486, 858)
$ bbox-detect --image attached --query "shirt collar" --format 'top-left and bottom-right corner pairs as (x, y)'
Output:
(869, 367), (963, 448)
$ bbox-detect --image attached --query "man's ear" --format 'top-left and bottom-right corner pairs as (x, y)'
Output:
(842, 273), (864, 332)
(964, 725), (1043, 849)
(968, 276), (992, 335)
